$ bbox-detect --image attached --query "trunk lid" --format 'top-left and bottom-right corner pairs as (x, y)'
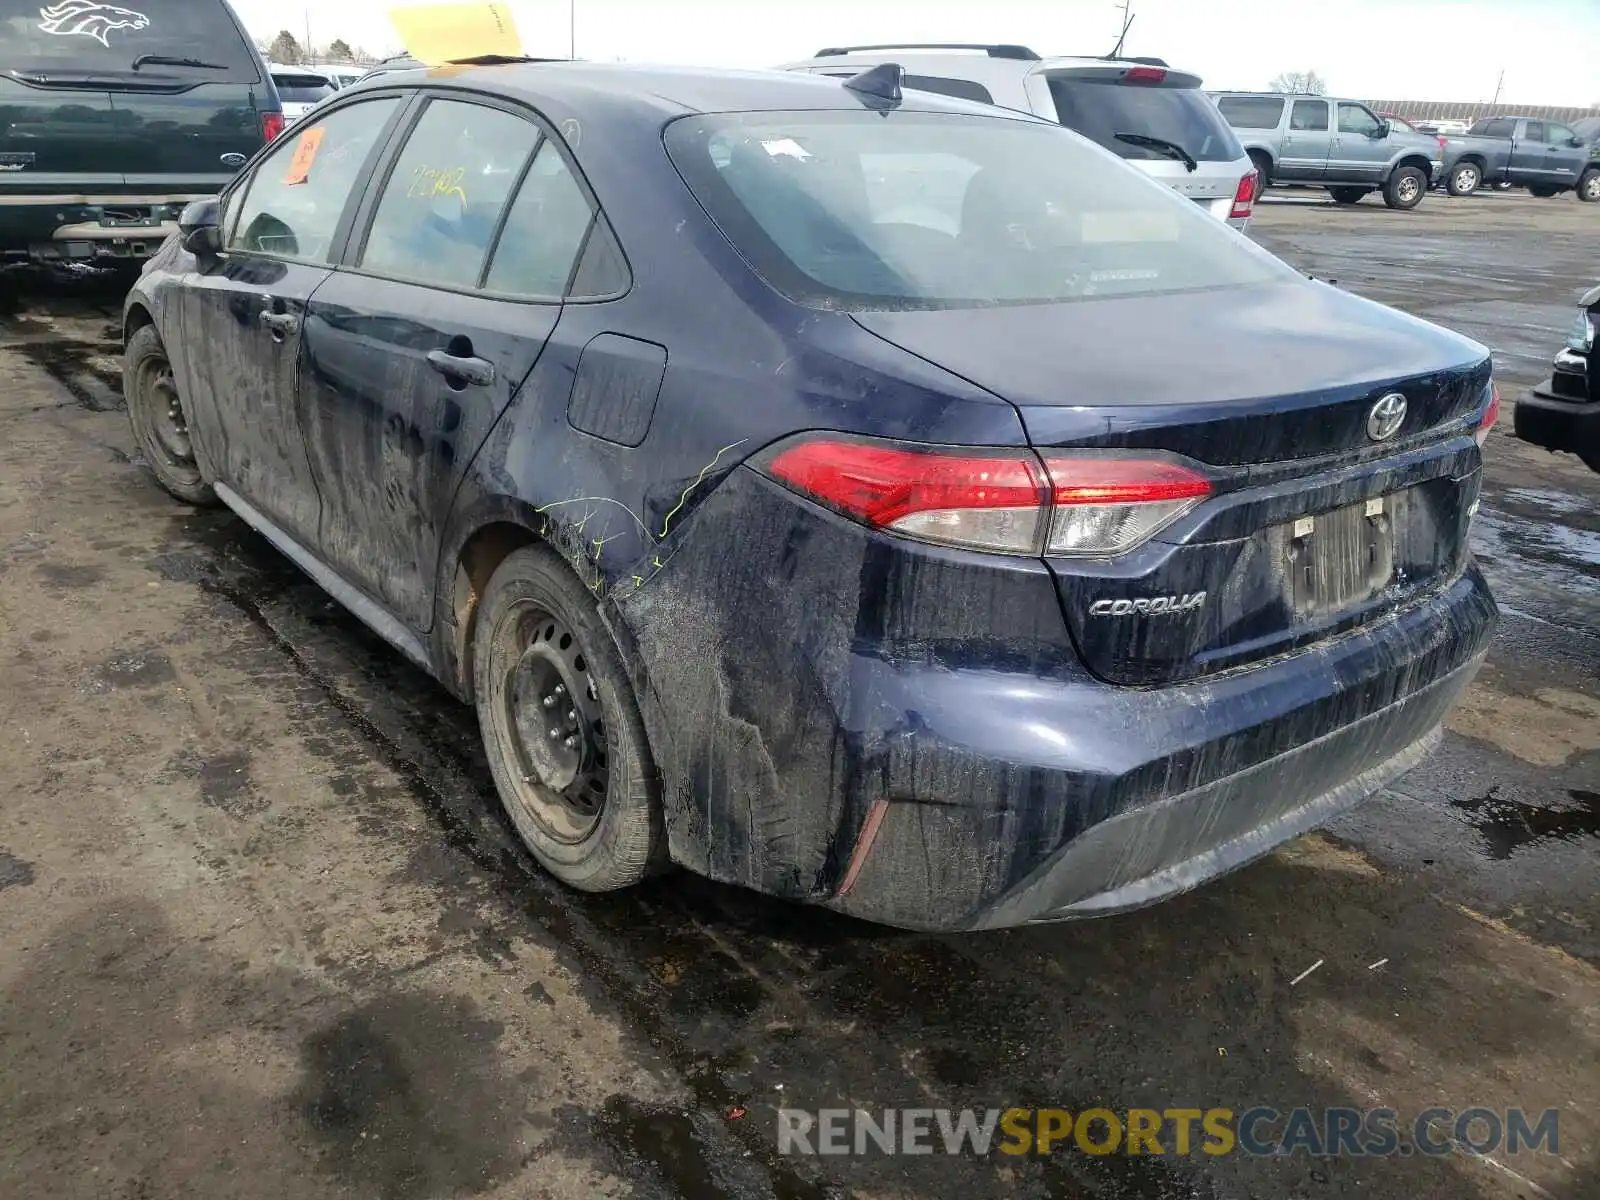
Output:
(852, 281), (1492, 685)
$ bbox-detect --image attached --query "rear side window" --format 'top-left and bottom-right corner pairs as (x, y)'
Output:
(1522, 120), (1546, 142)
(1289, 100), (1328, 131)
(1045, 75), (1243, 162)
(483, 140), (596, 296)
(0, 0), (261, 81)
(359, 98), (539, 289)
(231, 98), (399, 261)
(1216, 96), (1284, 129)
(903, 75), (993, 105)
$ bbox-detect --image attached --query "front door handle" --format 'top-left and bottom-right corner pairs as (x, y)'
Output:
(259, 310), (299, 335)
(426, 349), (495, 387)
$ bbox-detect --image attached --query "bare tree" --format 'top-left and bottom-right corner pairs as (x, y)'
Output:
(1268, 70), (1327, 95)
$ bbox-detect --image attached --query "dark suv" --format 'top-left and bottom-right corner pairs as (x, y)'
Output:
(0, 0), (280, 262)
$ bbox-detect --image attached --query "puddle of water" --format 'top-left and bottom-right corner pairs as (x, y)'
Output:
(1502, 488), (1590, 519)
(1450, 786), (1600, 860)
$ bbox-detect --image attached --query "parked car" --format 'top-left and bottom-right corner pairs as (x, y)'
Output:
(268, 66), (335, 121)
(0, 0), (281, 263)
(123, 61), (1497, 930)
(1440, 116), (1598, 199)
(317, 64), (369, 90)
(780, 44), (1259, 229)
(1515, 287), (1598, 473)
(1212, 92), (1443, 208)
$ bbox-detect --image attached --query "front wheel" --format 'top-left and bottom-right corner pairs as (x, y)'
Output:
(1578, 168), (1600, 203)
(1448, 162), (1482, 196)
(1329, 186), (1370, 205)
(123, 324), (217, 506)
(1383, 166), (1427, 210)
(473, 545), (663, 891)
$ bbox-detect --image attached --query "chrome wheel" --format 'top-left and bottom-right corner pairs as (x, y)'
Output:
(1581, 174), (1600, 202)
(1396, 175), (1421, 204)
(1453, 165), (1480, 194)
(498, 605), (608, 844)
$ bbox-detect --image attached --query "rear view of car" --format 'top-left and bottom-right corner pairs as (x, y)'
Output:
(269, 66), (335, 122)
(0, 0), (277, 263)
(781, 45), (1258, 230)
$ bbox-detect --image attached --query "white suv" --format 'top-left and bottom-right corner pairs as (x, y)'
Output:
(780, 43), (1258, 230)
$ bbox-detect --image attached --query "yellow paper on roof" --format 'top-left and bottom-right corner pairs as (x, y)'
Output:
(388, 3), (525, 67)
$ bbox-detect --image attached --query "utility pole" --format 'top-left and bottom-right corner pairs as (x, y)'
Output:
(304, 11), (313, 65)
(569, 0), (575, 59)
(1110, 1), (1135, 58)
(1490, 67), (1504, 110)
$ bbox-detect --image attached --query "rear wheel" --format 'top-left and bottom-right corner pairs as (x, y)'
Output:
(1529, 185), (1560, 198)
(1447, 161), (1482, 196)
(1578, 168), (1600, 203)
(473, 545), (663, 891)
(1248, 152), (1272, 199)
(1328, 186), (1370, 205)
(1383, 166), (1427, 209)
(123, 324), (216, 506)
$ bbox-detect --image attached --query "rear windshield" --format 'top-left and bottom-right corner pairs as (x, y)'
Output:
(272, 72), (333, 103)
(1047, 76), (1243, 163)
(665, 109), (1291, 311)
(0, 0), (260, 82)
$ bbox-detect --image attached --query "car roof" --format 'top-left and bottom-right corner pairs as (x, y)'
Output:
(780, 49), (1202, 78)
(347, 60), (1050, 121)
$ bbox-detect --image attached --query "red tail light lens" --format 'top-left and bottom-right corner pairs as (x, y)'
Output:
(1123, 66), (1167, 83)
(762, 438), (1211, 557)
(1231, 171), (1257, 220)
(1475, 383), (1500, 448)
(261, 110), (285, 143)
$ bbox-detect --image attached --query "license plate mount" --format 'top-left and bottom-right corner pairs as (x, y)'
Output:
(1279, 493), (1398, 618)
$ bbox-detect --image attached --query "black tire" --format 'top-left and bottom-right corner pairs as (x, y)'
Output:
(1581, 451), (1600, 474)
(1383, 166), (1427, 209)
(473, 544), (663, 891)
(1578, 168), (1600, 203)
(1248, 152), (1271, 199)
(123, 323), (216, 505)
(1447, 161), (1482, 196)
(1529, 186), (1560, 198)
(1328, 186), (1370, 205)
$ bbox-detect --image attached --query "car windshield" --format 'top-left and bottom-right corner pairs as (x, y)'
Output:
(1046, 76), (1243, 163)
(0, 0), (259, 81)
(665, 109), (1293, 311)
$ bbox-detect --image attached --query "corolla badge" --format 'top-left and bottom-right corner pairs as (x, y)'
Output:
(36, 0), (150, 48)
(220, 152), (247, 167)
(1089, 592), (1206, 618)
(1366, 392), (1408, 442)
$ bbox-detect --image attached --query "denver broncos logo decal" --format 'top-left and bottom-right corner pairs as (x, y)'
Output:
(37, 0), (151, 48)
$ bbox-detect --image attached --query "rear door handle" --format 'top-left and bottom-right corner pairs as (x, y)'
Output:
(426, 349), (495, 387)
(259, 311), (299, 334)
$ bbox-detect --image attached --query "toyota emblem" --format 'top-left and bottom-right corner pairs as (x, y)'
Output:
(1366, 393), (1408, 442)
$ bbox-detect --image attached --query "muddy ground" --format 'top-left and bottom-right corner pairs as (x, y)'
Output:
(0, 192), (1595, 1200)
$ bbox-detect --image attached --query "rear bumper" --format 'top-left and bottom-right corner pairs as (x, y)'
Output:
(0, 197), (203, 261)
(618, 468), (1498, 931)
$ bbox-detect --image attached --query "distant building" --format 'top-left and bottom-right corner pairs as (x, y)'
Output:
(1367, 99), (1600, 124)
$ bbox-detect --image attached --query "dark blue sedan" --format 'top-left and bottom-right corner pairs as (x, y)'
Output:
(122, 60), (1498, 929)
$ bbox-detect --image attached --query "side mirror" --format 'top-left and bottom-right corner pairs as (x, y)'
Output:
(178, 196), (222, 258)
(1570, 136), (1585, 148)
(1374, 120), (1391, 139)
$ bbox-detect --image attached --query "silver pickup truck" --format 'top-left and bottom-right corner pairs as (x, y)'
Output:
(1441, 116), (1599, 200)
(1211, 92), (1444, 208)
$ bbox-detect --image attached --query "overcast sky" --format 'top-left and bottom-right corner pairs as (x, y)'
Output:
(231, 0), (1600, 107)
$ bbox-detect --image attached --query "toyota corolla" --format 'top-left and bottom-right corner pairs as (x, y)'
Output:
(122, 61), (1498, 930)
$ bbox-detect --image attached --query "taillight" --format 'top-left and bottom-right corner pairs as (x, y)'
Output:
(261, 110), (285, 142)
(1123, 66), (1167, 83)
(1475, 383), (1500, 448)
(1231, 171), (1257, 220)
(762, 438), (1211, 557)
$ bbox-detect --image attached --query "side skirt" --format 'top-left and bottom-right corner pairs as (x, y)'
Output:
(214, 482), (432, 672)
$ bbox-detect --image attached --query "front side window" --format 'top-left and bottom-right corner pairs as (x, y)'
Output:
(1337, 103), (1382, 136)
(1546, 123), (1577, 145)
(482, 140), (596, 296)
(359, 98), (540, 289)
(1290, 100), (1329, 132)
(230, 98), (400, 261)
(1216, 96), (1285, 129)
(665, 109), (1294, 311)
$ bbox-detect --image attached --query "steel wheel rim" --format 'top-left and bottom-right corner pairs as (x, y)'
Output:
(498, 603), (608, 844)
(141, 357), (195, 468)
(1455, 167), (1477, 191)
